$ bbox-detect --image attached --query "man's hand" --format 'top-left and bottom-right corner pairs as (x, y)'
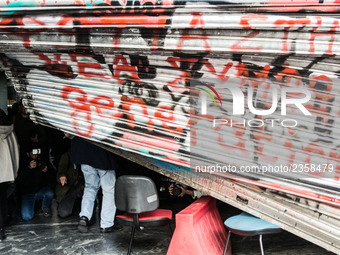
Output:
(60, 176), (67, 186)
(168, 183), (175, 195)
(29, 160), (36, 169)
(169, 184), (192, 197)
(42, 166), (48, 172)
(177, 185), (186, 197)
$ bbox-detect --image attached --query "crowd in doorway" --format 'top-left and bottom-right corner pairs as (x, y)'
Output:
(1, 101), (86, 241)
(1, 101), (201, 242)
(1, 100), (122, 240)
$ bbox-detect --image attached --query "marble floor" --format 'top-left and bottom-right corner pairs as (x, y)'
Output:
(0, 198), (335, 255)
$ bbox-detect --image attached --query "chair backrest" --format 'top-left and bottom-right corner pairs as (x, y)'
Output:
(115, 175), (159, 214)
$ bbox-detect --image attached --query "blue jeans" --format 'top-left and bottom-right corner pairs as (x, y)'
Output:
(80, 164), (116, 228)
(21, 187), (54, 221)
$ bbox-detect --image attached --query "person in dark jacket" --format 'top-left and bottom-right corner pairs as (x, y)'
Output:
(56, 149), (83, 218)
(13, 100), (48, 159)
(71, 136), (120, 233)
(16, 143), (55, 221)
(47, 127), (71, 170)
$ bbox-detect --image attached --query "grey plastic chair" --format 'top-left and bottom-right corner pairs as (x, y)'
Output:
(115, 175), (173, 255)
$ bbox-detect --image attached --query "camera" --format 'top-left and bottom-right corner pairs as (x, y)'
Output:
(30, 147), (47, 170)
(36, 158), (47, 170)
(32, 148), (41, 155)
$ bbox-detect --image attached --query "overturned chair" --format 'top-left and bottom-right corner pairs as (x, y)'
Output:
(115, 175), (173, 255)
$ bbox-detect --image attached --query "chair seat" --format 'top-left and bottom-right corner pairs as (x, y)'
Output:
(224, 212), (281, 236)
(117, 209), (172, 227)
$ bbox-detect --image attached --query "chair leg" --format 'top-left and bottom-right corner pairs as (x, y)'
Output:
(167, 222), (173, 237)
(259, 234), (264, 255)
(127, 226), (136, 255)
(223, 231), (232, 255)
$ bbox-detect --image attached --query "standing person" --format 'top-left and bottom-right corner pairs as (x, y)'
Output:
(0, 109), (19, 241)
(71, 136), (120, 233)
(16, 143), (55, 221)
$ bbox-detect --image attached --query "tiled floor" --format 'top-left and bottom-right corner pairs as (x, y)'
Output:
(0, 198), (335, 255)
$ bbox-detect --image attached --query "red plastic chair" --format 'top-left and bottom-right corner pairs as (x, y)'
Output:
(115, 175), (173, 255)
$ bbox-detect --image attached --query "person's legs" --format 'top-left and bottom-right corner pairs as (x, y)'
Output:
(0, 183), (8, 240)
(36, 187), (54, 210)
(98, 169), (116, 229)
(21, 193), (37, 221)
(6, 182), (17, 220)
(80, 164), (100, 221)
(58, 185), (78, 218)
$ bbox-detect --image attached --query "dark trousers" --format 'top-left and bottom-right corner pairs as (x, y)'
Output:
(58, 184), (81, 218)
(0, 182), (8, 228)
(0, 183), (9, 229)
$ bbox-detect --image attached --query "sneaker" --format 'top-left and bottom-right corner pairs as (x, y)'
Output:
(78, 216), (89, 233)
(100, 224), (123, 233)
(42, 207), (52, 217)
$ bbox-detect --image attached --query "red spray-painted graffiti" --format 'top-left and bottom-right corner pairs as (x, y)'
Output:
(0, 0), (339, 207)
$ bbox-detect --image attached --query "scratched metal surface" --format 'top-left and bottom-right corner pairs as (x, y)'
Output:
(0, 1), (339, 206)
(99, 145), (340, 253)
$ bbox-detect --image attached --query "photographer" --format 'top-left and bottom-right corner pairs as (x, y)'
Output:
(16, 143), (56, 221)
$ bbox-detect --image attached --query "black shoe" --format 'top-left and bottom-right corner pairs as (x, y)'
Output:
(113, 222), (123, 231)
(0, 228), (6, 241)
(100, 224), (123, 233)
(78, 216), (89, 233)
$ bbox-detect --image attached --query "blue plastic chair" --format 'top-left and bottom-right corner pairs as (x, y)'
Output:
(223, 212), (281, 255)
